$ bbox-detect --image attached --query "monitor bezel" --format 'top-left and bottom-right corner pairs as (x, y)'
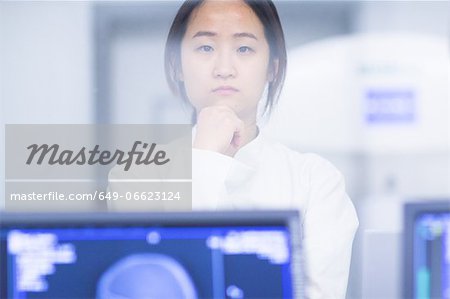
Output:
(0, 210), (299, 228)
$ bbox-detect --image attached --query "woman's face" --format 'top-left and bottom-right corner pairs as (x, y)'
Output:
(180, 0), (271, 121)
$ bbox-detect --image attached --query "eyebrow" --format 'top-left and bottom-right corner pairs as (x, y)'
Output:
(192, 31), (258, 40)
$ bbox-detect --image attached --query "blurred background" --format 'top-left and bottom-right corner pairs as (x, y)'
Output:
(1, 1), (449, 298)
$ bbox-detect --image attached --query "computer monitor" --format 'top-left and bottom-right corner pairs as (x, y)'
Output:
(403, 200), (450, 299)
(0, 211), (303, 299)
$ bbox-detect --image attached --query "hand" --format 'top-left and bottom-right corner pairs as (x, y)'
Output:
(193, 105), (245, 156)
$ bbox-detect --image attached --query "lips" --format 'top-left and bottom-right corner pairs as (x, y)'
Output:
(212, 86), (239, 95)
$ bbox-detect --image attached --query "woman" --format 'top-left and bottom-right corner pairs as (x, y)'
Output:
(165, 1), (358, 298)
(112, 0), (358, 298)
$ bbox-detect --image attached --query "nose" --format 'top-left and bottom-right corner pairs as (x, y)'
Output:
(212, 50), (236, 79)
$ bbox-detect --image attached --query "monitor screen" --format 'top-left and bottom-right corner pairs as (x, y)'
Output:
(404, 201), (450, 299)
(0, 211), (303, 299)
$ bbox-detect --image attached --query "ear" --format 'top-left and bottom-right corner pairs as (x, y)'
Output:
(171, 58), (184, 82)
(268, 59), (279, 82)
(175, 67), (184, 82)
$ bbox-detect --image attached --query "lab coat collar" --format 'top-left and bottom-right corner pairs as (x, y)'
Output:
(191, 125), (265, 193)
(233, 126), (265, 169)
(191, 125), (265, 169)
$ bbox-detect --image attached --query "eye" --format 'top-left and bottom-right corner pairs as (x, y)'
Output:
(197, 45), (214, 52)
(237, 46), (254, 54)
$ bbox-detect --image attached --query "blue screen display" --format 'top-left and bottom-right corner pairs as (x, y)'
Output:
(2, 225), (294, 299)
(414, 213), (450, 299)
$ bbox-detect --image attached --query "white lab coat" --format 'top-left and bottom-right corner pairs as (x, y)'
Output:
(108, 129), (358, 299)
(192, 130), (359, 299)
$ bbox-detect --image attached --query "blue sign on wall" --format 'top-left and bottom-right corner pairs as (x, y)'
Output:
(365, 88), (415, 124)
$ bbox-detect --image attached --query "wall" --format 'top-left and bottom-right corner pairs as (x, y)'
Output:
(0, 1), (93, 208)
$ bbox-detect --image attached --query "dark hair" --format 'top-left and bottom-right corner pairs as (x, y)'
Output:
(164, 0), (287, 116)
